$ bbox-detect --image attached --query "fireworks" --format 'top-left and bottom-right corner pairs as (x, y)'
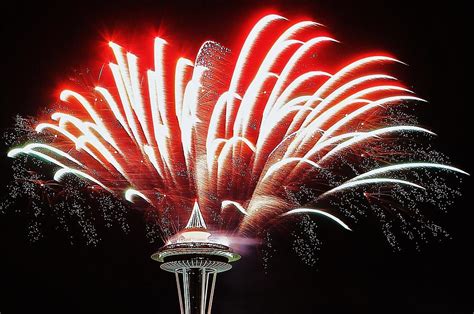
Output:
(7, 14), (467, 243)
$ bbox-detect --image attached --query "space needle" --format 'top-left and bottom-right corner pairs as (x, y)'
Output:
(152, 202), (240, 314)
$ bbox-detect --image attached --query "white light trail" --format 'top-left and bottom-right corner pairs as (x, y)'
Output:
(262, 157), (320, 181)
(348, 163), (469, 181)
(125, 188), (151, 203)
(318, 125), (435, 164)
(320, 178), (425, 198)
(221, 200), (248, 215)
(282, 208), (352, 231)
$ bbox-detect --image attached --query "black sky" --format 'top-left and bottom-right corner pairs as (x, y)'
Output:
(0, 1), (472, 313)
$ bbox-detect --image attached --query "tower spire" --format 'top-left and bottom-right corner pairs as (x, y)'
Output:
(185, 201), (207, 229)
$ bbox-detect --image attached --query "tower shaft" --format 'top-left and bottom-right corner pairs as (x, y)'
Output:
(175, 267), (217, 314)
(155, 253), (235, 314)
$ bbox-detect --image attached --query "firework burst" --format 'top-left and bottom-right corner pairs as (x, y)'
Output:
(7, 14), (468, 244)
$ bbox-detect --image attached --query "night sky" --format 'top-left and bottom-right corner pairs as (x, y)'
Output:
(0, 1), (472, 313)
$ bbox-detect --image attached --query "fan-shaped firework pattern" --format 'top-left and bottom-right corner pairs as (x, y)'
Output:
(8, 14), (467, 240)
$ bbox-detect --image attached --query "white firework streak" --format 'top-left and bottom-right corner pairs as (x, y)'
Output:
(54, 168), (112, 193)
(125, 188), (151, 203)
(348, 163), (469, 181)
(221, 200), (248, 215)
(320, 178), (426, 198)
(8, 143), (83, 167)
(281, 208), (352, 231)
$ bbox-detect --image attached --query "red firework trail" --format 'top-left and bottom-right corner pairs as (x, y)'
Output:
(8, 14), (468, 238)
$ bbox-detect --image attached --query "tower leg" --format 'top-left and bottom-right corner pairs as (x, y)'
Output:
(177, 268), (217, 314)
